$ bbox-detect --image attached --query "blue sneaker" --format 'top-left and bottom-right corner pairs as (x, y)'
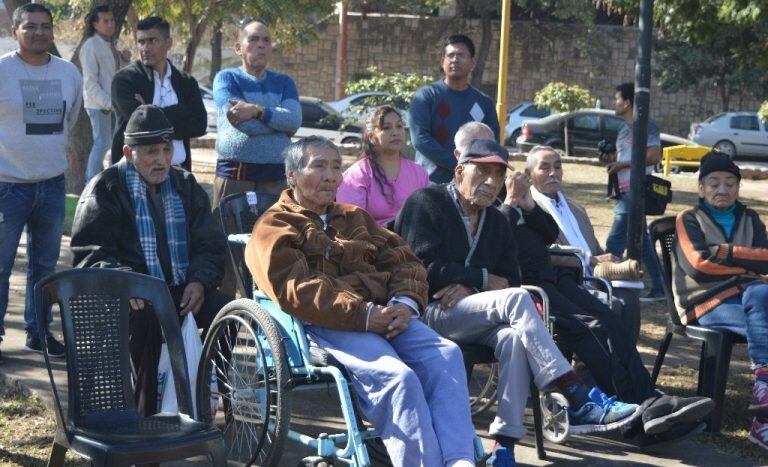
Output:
(486, 442), (515, 466)
(568, 387), (642, 435)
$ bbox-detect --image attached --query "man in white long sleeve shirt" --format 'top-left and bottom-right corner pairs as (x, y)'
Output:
(79, 5), (130, 181)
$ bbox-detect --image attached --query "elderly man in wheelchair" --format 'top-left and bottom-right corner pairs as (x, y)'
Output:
(244, 136), (477, 466)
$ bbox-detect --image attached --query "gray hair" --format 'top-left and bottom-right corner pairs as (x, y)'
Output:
(526, 145), (560, 171)
(454, 121), (494, 156)
(283, 136), (340, 188)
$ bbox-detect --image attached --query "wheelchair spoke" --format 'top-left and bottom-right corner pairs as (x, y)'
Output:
(200, 301), (292, 467)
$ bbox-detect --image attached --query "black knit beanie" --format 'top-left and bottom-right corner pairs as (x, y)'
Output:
(699, 151), (741, 181)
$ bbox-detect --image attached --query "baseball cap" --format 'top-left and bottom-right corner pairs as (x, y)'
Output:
(457, 139), (512, 169)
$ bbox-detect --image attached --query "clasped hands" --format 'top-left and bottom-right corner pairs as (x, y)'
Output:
(367, 303), (413, 339)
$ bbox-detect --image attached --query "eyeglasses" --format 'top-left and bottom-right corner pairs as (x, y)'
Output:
(444, 52), (470, 60)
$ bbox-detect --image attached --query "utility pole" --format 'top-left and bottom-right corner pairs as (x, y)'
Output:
(627, 0), (654, 261)
(334, 1), (349, 101)
(495, 0), (512, 144)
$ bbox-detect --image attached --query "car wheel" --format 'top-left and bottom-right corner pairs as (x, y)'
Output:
(713, 140), (737, 159)
(505, 129), (521, 147)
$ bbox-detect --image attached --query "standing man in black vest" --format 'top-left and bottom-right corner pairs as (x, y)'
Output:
(111, 16), (206, 171)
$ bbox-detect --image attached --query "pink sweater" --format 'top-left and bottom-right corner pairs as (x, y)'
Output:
(337, 157), (430, 225)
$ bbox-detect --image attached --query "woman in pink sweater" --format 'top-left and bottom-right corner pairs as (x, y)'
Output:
(337, 106), (430, 225)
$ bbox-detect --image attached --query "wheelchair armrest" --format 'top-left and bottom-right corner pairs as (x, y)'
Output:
(521, 285), (552, 333)
(584, 275), (613, 302)
(548, 247), (588, 278)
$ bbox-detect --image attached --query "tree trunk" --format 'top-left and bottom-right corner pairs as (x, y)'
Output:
(182, 0), (218, 74)
(209, 18), (222, 84)
(2, 0), (26, 33)
(65, 0), (133, 195)
(125, 5), (138, 42)
(719, 83), (729, 112)
(471, 12), (492, 88)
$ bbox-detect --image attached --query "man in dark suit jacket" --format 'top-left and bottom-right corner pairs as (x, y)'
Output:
(110, 16), (206, 171)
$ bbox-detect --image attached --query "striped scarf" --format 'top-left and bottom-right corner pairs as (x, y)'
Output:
(125, 163), (189, 285)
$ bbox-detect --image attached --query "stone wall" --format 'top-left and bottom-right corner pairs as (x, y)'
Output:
(269, 15), (760, 137)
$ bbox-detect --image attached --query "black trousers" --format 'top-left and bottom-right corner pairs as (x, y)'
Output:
(129, 285), (232, 416)
(539, 275), (656, 404)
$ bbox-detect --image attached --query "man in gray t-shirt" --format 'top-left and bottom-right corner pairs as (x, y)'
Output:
(603, 82), (664, 302)
(0, 4), (82, 360)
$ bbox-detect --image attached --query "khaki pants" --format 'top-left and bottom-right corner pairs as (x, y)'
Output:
(423, 288), (572, 439)
(212, 176), (287, 297)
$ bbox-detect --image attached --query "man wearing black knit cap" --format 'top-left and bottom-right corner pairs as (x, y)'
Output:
(70, 104), (229, 415)
(673, 151), (768, 449)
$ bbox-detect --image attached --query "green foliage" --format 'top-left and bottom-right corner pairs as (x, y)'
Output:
(345, 67), (435, 109)
(534, 82), (594, 113)
(131, 0), (336, 51)
(595, 0), (768, 109)
(759, 101), (768, 123)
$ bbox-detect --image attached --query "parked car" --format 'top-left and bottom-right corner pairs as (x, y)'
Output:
(517, 109), (695, 156)
(504, 102), (553, 146)
(295, 96), (363, 146)
(689, 112), (768, 159)
(199, 84), (217, 132)
(327, 91), (408, 126)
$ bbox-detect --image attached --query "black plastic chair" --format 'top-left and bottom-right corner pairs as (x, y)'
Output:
(648, 216), (746, 434)
(35, 268), (225, 466)
(218, 191), (280, 299)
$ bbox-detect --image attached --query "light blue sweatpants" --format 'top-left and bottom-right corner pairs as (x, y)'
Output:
(307, 318), (476, 467)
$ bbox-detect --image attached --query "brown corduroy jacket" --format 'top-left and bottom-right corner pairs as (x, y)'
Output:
(245, 190), (428, 331)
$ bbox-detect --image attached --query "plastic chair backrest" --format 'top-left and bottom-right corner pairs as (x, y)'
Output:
(648, 216), (683, 326)
(34, 269), (194, 432)
(218, 192), (279, 298)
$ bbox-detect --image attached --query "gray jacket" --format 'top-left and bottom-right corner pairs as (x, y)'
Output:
(80, 35), (121, 110)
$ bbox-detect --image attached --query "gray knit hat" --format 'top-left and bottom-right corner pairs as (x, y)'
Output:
(124, 105), (174, 146)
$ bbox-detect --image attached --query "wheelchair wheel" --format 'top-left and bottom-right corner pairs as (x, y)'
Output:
(197, 298), (292, 466)
(540, 392), (570, 444)
(469, 363), (498, 416)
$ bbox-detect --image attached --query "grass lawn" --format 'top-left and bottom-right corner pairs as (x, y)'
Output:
(0, 383), (85, 466)
(63, 194), (79, 236)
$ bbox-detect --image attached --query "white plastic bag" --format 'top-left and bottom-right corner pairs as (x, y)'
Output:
(157, 314), (218, 418)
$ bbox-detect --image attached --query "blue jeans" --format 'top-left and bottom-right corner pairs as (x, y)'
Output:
(85, 108), (113, 182)
(0, 175), (65, 339)
(697, 282), (768, 368)
(307, 319), (476, 467)
(605, 194), (664, 293)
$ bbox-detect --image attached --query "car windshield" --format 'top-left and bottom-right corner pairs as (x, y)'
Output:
(703, 113), (725, 123)
(316, 101), (341, 116)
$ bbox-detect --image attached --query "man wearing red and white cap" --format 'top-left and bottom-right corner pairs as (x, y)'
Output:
(396, 139), (642, 463)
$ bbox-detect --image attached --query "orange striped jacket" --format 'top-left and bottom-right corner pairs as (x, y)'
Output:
(672, 201), (768, 324)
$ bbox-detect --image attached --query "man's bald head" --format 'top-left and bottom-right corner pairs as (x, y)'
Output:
(238, 17), (269, 39)
(454, 121), (494, 159)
